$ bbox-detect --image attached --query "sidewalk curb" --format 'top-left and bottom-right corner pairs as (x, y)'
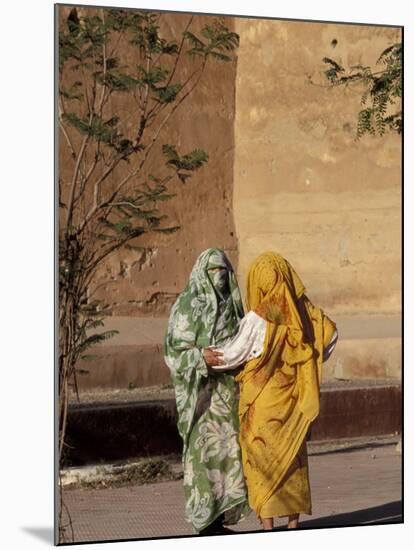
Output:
(65, 383), (402, 467)
(61, 455), (183, 489)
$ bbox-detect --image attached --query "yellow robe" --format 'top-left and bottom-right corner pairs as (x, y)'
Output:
(235, 252), (336, 518)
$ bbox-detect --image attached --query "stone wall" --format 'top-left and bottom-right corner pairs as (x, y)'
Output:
(93, 12), (239, 317)
(59, 7), (402, 387)
(59, 7), (239, 318)
(233, 19), (402, 315)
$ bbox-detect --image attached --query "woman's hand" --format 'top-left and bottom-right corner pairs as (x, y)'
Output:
(203, 347), (225, 367)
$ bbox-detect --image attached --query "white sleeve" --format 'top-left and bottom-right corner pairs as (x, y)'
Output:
(323, 329), (338, 362)
(210, 311), (267, 371)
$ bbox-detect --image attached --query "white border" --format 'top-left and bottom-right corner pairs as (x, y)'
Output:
(2, 1), (410, 549)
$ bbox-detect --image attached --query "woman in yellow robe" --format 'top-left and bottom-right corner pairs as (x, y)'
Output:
(228, 251), (337, 530)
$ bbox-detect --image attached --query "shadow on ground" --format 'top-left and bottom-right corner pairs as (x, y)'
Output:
(298, 501), (402, 529)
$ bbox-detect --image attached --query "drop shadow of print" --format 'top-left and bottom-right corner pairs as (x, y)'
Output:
(20, 526), (54, 544)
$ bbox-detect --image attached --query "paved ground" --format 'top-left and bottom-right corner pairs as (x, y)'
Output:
(61, 443), (402, 544)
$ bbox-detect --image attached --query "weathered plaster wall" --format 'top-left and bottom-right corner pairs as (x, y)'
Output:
(233, 19), (402, 315)
(59, 7), (239, 317)
(60, 8), (402, 387)
(99, 13), (239, 317)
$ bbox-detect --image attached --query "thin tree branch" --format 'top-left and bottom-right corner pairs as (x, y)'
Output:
(81, 65), (93, 115)
(147, 63), (203, 121)
(138, 56), (208, 168)
(74, 149), (100, 207)
(135, 46), (152, 144)
(108, 20), (124, 60)
(97, 8), (108, 115)
(146, 17), (196, 122)
(77, 56), (208, 235)
(58, 469), (75, 543)
(59, 119), (77, 161)
(58, 96), (77, 160)
(84, 231), (145, 281)
(166, 16), (194, 88)
(311, 67), (392, 89)
(65, 128), (92, 230)
(107, 200), (145, 210)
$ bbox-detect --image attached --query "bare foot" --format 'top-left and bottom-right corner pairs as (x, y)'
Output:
(260, 517), (274, 530)
(287, 514), (299, 529)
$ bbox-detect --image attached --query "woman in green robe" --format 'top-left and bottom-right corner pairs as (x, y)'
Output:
(164, 248), (250, 535)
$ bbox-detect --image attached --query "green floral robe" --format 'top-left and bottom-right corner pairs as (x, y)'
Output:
(164, 248), (250, 532)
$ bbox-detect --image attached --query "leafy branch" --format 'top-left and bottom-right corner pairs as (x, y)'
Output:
(319, 42), (401, 138)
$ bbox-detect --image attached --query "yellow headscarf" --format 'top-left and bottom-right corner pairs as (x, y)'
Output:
(246, 251), (306, 311)
(236, 251), (336, 516)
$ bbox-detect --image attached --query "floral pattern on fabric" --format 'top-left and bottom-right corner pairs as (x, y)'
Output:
(164, 248), (250, 532)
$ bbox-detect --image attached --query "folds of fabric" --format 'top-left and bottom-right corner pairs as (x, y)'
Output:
(164, 248), (250, 532)
(236, 251), (336, 518)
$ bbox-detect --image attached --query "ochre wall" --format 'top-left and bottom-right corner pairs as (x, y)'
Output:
(95, 12), (239, 317)
(60, 8), (402, 387)
(233, 19), (401, 315)
(59, 7), (239, 317)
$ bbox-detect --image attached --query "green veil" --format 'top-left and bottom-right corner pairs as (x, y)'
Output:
(164, 248), (250, 532)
